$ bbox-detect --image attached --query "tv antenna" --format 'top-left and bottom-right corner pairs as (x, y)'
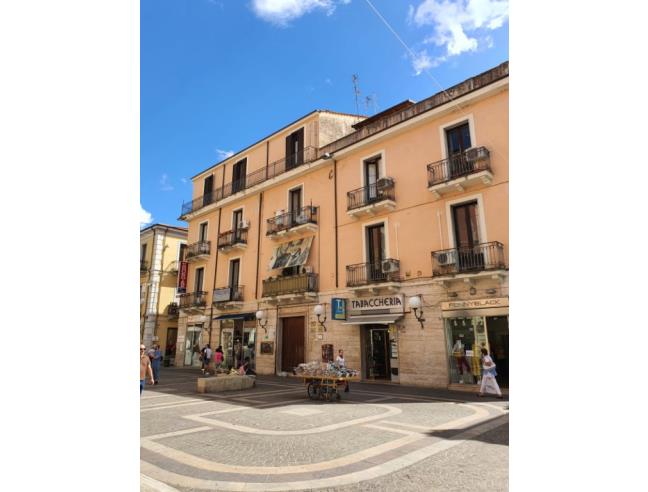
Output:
(365, 94), (378, 115)
(352, 74), (361, 119)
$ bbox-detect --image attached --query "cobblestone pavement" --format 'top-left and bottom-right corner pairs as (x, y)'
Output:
(141, 368), (508, 491)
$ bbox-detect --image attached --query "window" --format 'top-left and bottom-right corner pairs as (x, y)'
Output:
(289, 187), (302, 226)
(228, 259), (240, 289)
(179, 243), (187, 262)
(199, 222), (208, 242)
(203, 175), (214, 206)
(366, 223), (385, 281)
(285, 128), (304, 170)
(451, 201), (484, 271)
(364, 156), (381, 201)
(140, 243), (147, 262)
(445, 122), (472, 178)
(232, 159), (247, 193)
(195, 267), (204, 293)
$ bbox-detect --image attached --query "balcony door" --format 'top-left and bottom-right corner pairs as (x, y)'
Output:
(232, 158), (247, 194)
(194, 267), (204, 293)
(285, 128), (304, 170)
(446, 123), (472, 178)
(366, 223), (385, 282)
(199, 222), (208, 242)
(289, 187), (302, 226)
(232, 209), (243, 242)
(203, 175), (214, 206)
(228, 259), (240, 300)
(364, 157), (380, 202)
(452, 201), (484, 271)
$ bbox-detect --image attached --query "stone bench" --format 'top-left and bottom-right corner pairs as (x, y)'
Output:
(196, 374), (256, 394)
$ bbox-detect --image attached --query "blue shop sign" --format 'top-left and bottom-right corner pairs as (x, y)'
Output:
(331, 298), (347, 320)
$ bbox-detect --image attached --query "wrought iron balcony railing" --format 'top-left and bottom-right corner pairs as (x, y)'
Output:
(347, 178), (395, 211)
(180, 147), (317, 217)
(346, 259), (401, 287)
(431, 241), (506, 276)
(266, 205), (318, 236)
(262, 273), (318, 297)
(212, 285), (244, 304)
(427, 146), (491, 186)
(167, 302), (179, 317)
(186, 240), (210, 259)
(217, 228), (248, 249)
(179, 291), (208, 309)
(140, 259), (149, 272)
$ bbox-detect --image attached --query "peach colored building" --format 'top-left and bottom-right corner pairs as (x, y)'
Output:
(140, 224), (188, 365)
(176, 62), (509, 391)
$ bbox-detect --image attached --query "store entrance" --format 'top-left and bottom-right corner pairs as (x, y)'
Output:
(281, 316), (305, 372)
(486, 316), (509, 388)
(363, 325), (391, 380)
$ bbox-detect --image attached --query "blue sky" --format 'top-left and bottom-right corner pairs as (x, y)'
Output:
(140, 0), (509, 227)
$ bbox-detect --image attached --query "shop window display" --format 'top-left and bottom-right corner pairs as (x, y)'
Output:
(445, 316), (508, 388)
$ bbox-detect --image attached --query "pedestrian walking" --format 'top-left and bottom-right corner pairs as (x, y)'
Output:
(140, 344), (154, 395)
(150, 344), (162, 384)
(336, 349), (350, 393)
(214, 345), (224, 368)
(201, 344), (212, 375)
(478, 347), (503, 398)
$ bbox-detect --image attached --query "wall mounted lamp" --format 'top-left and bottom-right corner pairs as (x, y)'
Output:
(408, 295), (425, 329)
(314, 304), (327, 331)
(256, 310), (268, 333)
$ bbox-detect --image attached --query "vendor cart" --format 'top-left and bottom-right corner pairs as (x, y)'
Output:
(300, 375), (352, 402)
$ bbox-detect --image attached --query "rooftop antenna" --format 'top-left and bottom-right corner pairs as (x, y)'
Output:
(352, 74), (361, 120)
(365, 94), (378, 115)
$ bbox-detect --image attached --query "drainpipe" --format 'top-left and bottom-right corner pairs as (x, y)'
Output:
(208, 208), (222, 346)
(333, 158), (339, 288)
(153, 226), (170, 344)
(255, 191), (263, 299)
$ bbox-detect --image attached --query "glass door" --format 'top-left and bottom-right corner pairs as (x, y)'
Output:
(364, 326), (390, 379)
(220, 326), (234, 369)
(184, 327), (202, 367)
(486, 316), (509, 388)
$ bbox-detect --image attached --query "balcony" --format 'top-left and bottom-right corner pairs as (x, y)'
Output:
(212, 286), (244, 310)
(427, 147), (493, 198)
(431, 241), (507, 285)
(217, 229), (248, 253)
(178, 291), (208, 311)
(140, 259), (149, 273)
(185, 241), (210, 262)
(347, 178), (396, 218)
(167, 302), (179, 318)
(179, 147), (317, 219)
(346, 259), (401, 295)
(266, 205), (318, 240)
(261, 272), (318, 303)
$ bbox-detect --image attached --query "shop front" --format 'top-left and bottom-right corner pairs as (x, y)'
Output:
(342, 295), (403, 382)
(215, 313), (257, 371)
(442, 297), (509, 390)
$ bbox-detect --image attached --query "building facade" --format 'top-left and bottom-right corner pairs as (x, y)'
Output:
(176, 62), (509, 391)
(140, 224), (188, 365)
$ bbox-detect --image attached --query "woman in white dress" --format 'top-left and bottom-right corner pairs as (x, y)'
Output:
(478, 348), (503, 398)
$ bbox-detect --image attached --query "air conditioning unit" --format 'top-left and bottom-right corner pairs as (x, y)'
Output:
(238, 219), (250, 229)
(465, 147), (489, 161)
(301, 265), (314, 274)
(376, 177), (394, 188)
(381, 259), (399, 273)
(436, 252), (455, 266)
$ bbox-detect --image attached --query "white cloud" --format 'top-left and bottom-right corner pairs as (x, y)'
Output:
(140, 204), (153, 228)
(410, 0), (508, 57)
(324, 77), (333, 85)
(215, 148), (234, 160)
(251, 0), (350, 26)
(159, 173), (174, 191)
(181, 177), (189, 184)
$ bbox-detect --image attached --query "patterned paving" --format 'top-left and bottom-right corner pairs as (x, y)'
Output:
(140, 370), (508, 491)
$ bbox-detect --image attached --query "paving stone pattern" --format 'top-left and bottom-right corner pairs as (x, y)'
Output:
(141, 368), (508, 491)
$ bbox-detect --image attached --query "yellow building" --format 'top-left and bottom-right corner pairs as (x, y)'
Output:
(140, 224), (188, 365)
(176, 62), (508, 391)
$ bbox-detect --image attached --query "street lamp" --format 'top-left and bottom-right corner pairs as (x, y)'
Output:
(409, 295), (425, 329)
(314, 304), (327, 331)
(256, 310), (268, 333)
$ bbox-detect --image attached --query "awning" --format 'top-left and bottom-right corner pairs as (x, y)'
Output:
(213, 312), (256, 321)
(268, 236), (313, 270)
(342, 314), (403, 325)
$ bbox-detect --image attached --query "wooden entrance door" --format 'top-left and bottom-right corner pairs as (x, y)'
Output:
(281, 316), (305, 372)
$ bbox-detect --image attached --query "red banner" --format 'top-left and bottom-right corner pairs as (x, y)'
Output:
(178, 261), (188, 293)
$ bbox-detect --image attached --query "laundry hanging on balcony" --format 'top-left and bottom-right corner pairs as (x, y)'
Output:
(268, 236), (313, 270)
